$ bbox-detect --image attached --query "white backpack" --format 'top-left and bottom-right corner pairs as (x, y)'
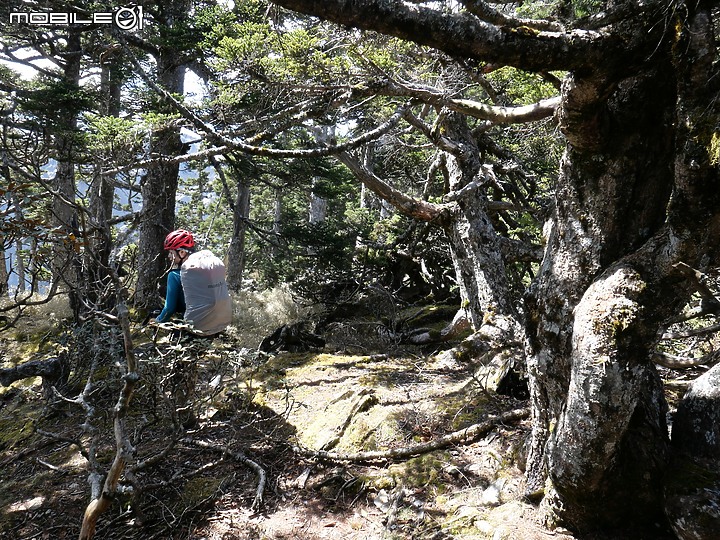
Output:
(181, 250), (232, 335)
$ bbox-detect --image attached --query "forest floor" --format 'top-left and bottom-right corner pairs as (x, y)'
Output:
(0, 300), (683, 540)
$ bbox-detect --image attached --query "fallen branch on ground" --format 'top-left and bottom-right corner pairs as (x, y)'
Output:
(292, 407), (530, 463)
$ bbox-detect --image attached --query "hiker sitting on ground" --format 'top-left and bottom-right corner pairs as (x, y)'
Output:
(153, 229), (232, 337)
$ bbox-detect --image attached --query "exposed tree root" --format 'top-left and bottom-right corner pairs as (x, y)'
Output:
(292, 407), (529, 463)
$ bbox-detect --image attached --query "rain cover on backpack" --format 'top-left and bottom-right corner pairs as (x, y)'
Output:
(180, 250), (232, 335)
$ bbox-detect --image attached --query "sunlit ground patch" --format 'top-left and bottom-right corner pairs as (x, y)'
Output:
(7, 495), (45, 513)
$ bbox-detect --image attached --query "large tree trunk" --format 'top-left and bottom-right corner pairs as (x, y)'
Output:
(661, 10), (720, 537)
(541, 262), (673, 526)
(226, 175), (251, 292)
(269, 0), (720, 532)
(86, 49), (124, 310)
(339, 111), (526, 385)
(526, 6), (720, 529)
(51, 29), (83, 321)
(134, 53), (185, 309)
(421, 112), (527, 389)
(524, 68), (677, 525)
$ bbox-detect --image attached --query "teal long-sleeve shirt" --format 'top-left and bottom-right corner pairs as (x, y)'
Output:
(156, 269), (186, 322)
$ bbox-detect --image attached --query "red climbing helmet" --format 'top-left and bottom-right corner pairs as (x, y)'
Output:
(164, 229), (195, 251)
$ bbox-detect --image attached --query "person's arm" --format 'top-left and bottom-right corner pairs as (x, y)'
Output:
(155, 271), (182, 323)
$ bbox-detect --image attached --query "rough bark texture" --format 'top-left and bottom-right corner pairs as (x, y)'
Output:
(529, 3), (720, 530)
(86, 52), (124, 310)
(671, 364), (720, 460)
(226, 176), (251, 292)
(343, 111), (525, 389)
(438, 112), (526, 389)
(660, 13), (720, 538)
(543, 265), (669, 525)
(51, 29), (83, 321)
(273, 0), (624, 72)
(524, 61), (677, 519)
(0, 357), (69, 400)
(441, 112), (515, 327)
(134, 49), (185, 309)
(0, 244), (8, 296)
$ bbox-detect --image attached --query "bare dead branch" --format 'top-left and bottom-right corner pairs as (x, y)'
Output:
(0, 280), (63, 314)
(0, 356), (67, 399)
(116, 40), (410, 169)
(661, 263), (720, 330)
(78, 288), (139, 539)
(661, 321), (720, 340)
(405, 307), (471, 345)
(458, 0), (564, 32)
(375, 78), (560, 124)
(291, 407), (529, 463)
(673, 262), (720, 313)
